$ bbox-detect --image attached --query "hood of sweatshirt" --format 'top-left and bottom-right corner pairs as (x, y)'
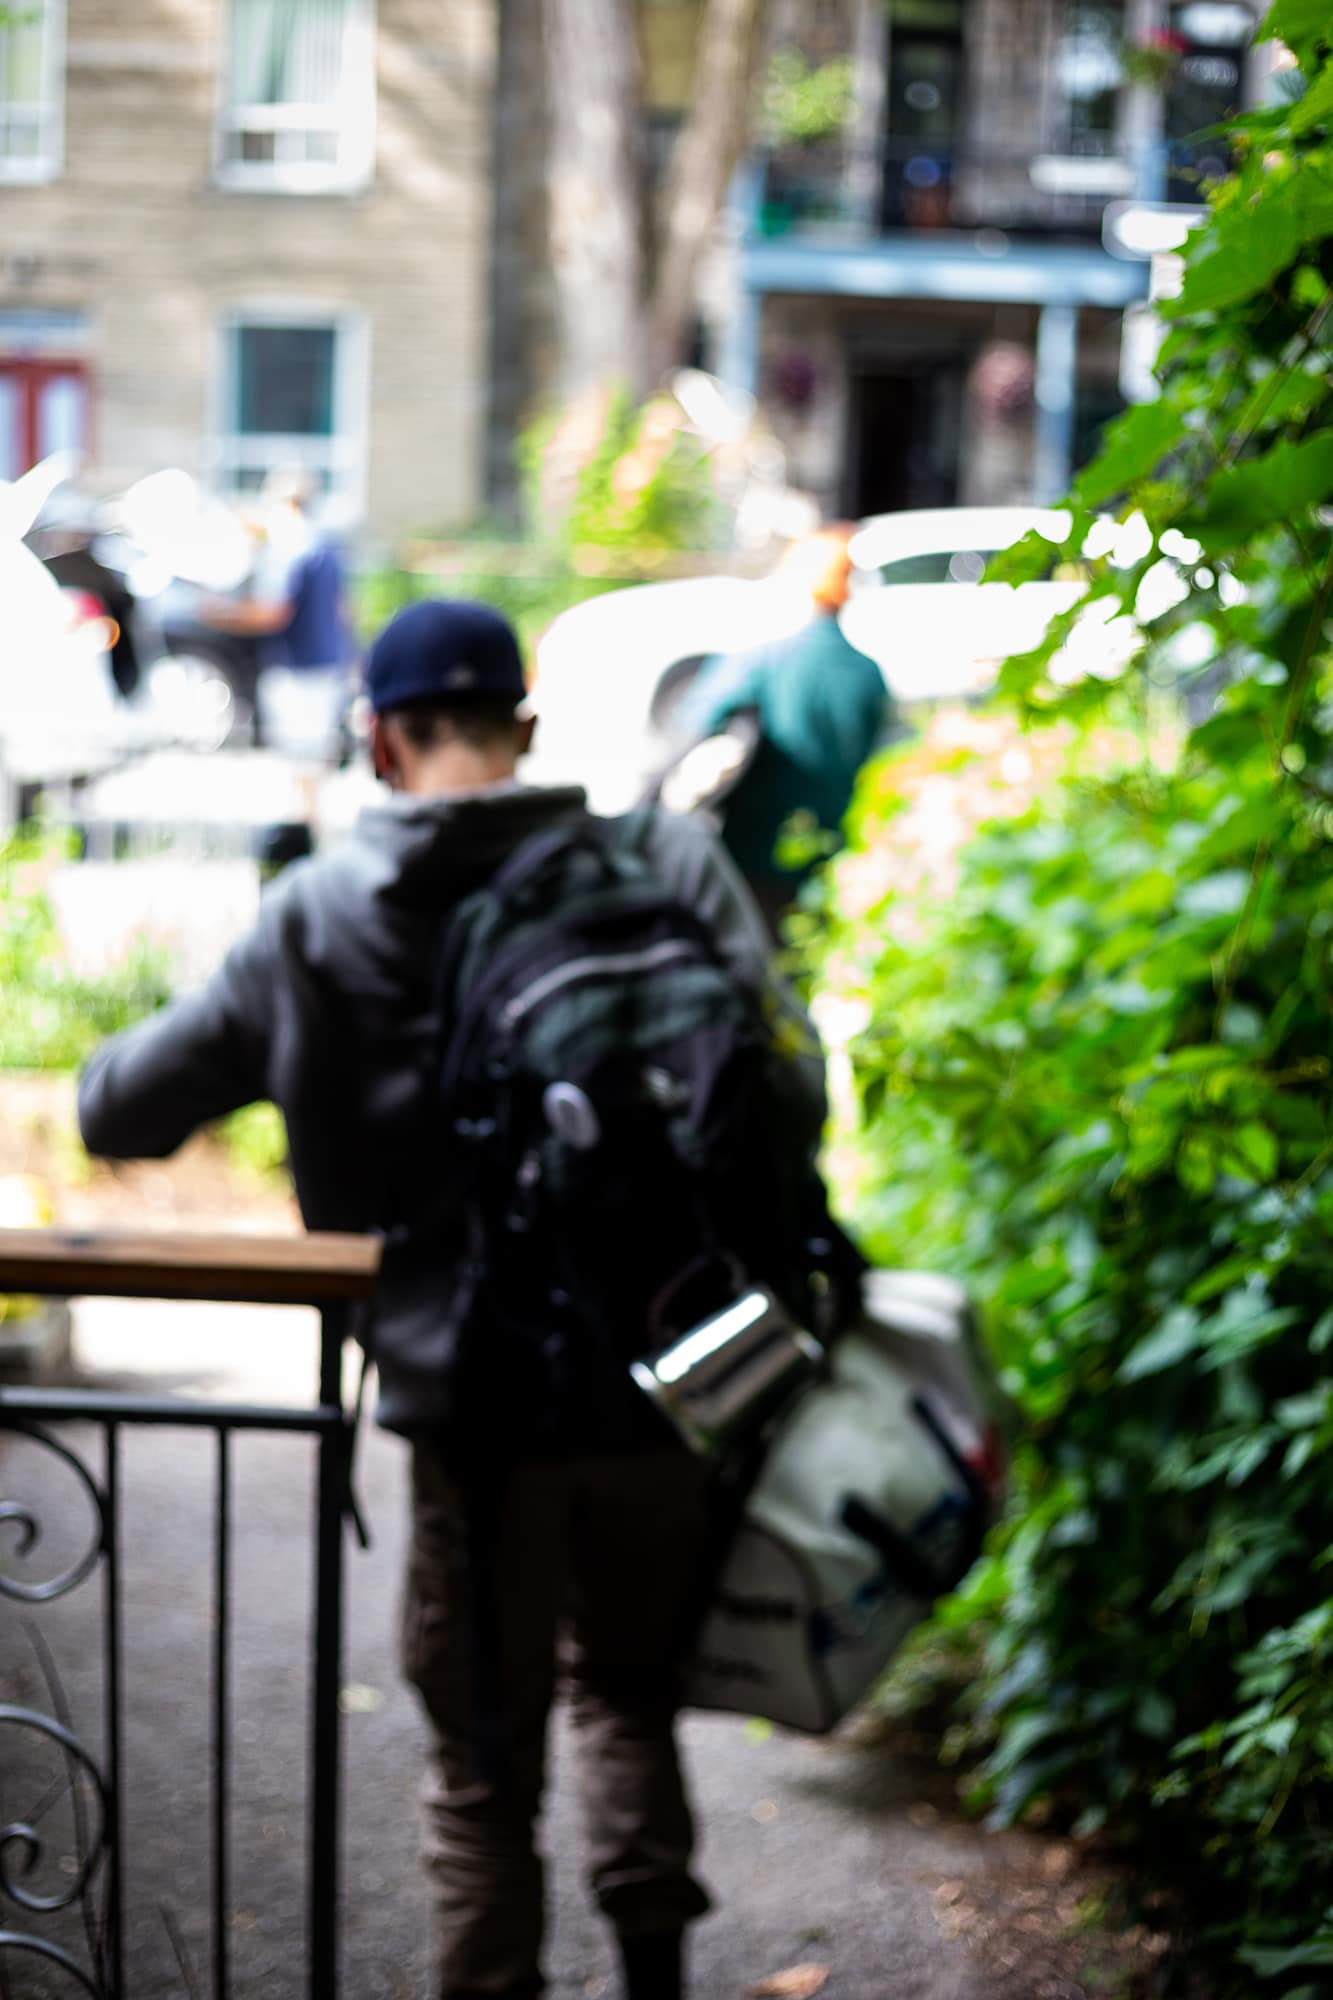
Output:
(281, 781), (591, 999)
(350, 782), (589, 905)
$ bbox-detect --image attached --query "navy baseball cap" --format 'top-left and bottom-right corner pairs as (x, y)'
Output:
(364, 599), (526, 714)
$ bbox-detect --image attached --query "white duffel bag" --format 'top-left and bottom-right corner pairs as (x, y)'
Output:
(682, 1271), (1008, 1733)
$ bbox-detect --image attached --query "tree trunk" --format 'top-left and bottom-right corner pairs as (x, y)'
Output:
(540, 0), (649, 397)
(644, 0), (772, 390)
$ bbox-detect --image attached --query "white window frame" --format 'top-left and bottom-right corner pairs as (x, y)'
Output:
(0, 0), (66, 185)
(214, 0), (375, 196)
(1048, 0), (1126, 162)
(210, 302), (370, 524)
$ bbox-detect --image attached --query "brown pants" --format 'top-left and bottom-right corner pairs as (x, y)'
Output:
(401, 1444), (714, 1998)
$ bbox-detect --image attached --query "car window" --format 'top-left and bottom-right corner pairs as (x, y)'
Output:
(878, 548), (999, 585)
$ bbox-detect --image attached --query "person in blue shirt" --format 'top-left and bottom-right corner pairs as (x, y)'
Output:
(201, 469), (353, 762)
(664, 528), (895, 933)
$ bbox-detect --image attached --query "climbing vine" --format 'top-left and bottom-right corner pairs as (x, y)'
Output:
(818, 2), (1333, 1986)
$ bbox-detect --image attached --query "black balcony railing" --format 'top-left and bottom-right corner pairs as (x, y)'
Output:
(754, 136), (1142, 241)
(0, 1227), (381, 1999)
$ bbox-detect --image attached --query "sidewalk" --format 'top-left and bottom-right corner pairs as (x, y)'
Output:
(0, 1299), (1099, 1999)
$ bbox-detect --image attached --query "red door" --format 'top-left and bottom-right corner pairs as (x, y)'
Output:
(0, 359), (90, 480)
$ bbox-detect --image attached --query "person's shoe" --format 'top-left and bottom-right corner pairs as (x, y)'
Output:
(619, 1930), (684, 2000)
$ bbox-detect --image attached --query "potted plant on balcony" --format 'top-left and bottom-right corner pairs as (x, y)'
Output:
(1120, 26), (1189, 91)
(758, 49), (857, 236)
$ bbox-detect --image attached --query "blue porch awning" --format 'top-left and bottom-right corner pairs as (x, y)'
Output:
(740, 231), (1150, 310)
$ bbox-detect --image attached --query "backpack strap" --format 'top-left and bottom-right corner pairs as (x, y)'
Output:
(431, 815), (593, 1026)
(433, 809), (666, 1031)
(606, 803), (658, 861)
(484, 814), (598, 905)
(492, 806), (658, 894)
(464, 807), (656, 935)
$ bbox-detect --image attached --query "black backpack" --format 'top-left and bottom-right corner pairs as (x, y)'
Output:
(429, 810), (851, 1452)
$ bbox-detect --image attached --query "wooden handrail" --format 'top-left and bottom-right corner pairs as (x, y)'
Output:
(0, 1227), (381, 1307)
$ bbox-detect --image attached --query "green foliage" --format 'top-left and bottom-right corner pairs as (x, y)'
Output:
(521, 390), (720, 557)
(0, 830), (171, 1071)
(351, 563), (620, 662)
(1260, 0), (1330, 67)
(761, 50), (856, 145)
(351, 565), (430, 642)
(353, 393), (720, 661)
(217, 1101), (290, 1188)
(818, 12), (1333, 1986)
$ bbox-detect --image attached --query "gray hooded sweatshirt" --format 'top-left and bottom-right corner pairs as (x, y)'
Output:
(77, 783), (822, 1432)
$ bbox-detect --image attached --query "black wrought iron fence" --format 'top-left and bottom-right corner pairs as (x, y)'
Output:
(0, 1229), (381, 2000)
(753, 136), (1137, 237)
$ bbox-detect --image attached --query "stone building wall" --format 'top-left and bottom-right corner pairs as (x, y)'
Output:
(0, 0), (495, 544)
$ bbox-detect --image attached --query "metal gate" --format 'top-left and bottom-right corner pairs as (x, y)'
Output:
(0, 1227), (380, 1998)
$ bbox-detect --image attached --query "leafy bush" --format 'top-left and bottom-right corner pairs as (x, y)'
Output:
(0, 829), (297, 1194)
(355, 392), (722, 659)
(761, 50), (856, 146)
(0, 830), (171, 1071)
(522, 388), (721, 557)
(352, 562), (620, 661)
(817, 5), (1333, 1984)
(217, 1101), (290, 1189)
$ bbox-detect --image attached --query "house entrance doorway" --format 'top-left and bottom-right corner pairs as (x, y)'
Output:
(844, 361), (964, 516)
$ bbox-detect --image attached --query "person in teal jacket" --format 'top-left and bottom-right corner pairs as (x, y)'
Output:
(666, 529), (896, 932)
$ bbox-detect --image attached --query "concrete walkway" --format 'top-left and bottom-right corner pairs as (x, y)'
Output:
(0, 1300), (1023, 2000)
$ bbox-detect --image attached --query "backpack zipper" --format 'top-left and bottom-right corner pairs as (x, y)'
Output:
(500, 938), (706, 1031)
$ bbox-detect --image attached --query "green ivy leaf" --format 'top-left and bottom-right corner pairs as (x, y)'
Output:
(1274, 1385), (1332, 1428)
(1194, 434), (1333, 551)
(1224, 1122), (1280, 1183)
(1259, 0), (1333, 63)
(1178, 1131), (1221, 1195)
(1073, 402), (1188, 508)
(1171, 165), (1333, 317)
(1187, 1255), (1268, 1304)
(1136, 1688), (1177, 1740)
(1239, 1936), (1333, 1977)
(1309, 1306), (1333, 1353)
(1290, 61), (1333, 134)
(1118, 1306), (1202, 1381)
(1225, 1434), (1273, 1485)
(983, 526), (1066, 587)
(1232, 360), (1331, 439)
(1283, 1432), (1319, 1477)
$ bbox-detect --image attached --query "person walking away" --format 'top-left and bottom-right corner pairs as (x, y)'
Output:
(661, 527), (896, 934)
(76, 598), (829, 2000)
(199, 468), (352, 764)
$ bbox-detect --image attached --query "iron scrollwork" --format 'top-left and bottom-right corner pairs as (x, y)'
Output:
(0, 1708), (109, 1914)
(0, 1422), (113, 1996)
(0, 1933), (105, 1996)
(0, 1424), (109, 1603)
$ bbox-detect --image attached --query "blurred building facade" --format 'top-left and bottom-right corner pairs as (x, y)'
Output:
(485, 0), (1271, 527)
(0, 0), (493, 541)
(713, 0), (1268, 516)
(1, 0), (1274, 543)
